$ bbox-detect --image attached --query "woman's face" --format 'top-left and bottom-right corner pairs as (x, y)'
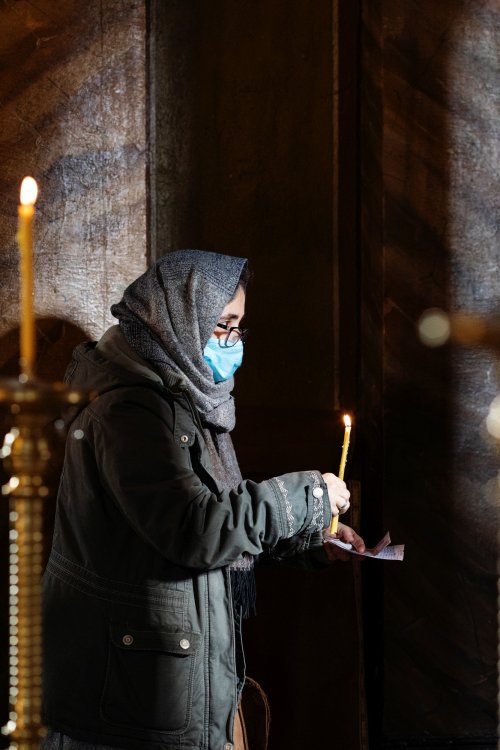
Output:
(214, 286), (246, 333)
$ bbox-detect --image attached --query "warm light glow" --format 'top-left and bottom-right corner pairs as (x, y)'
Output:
(3, 430), (19, 447)
(486, 396), (500, 440)
(2, 477), (20, 496)
(343, 414), (352, 428)
(19, 177), (38, 206)
(418, 308), (450, 347)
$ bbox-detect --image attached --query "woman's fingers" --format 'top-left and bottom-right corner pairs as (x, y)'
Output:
(321, 472), (350, 516)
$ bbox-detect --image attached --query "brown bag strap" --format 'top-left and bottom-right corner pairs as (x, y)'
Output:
(234, 703), (250, 750)
(237, 676), (270, 750)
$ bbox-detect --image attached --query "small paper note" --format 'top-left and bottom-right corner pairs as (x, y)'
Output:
(326, 531), (404, 561)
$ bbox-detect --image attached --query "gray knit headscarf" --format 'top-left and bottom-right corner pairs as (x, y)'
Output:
(110, 249), (247, 491)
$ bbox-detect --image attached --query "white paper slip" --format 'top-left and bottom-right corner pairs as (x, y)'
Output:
(326, 531), (405, 561)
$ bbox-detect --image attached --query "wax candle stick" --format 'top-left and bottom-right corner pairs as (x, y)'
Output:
(330, 414), (352, 535)
(17, 176), (38, 380)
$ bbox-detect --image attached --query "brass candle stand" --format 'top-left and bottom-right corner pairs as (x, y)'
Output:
(0, 377), (89, 750)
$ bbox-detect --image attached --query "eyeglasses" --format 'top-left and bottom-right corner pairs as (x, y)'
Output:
(215, 322), (248, 348)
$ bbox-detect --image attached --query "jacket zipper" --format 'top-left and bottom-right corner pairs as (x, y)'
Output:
(182, 388), (239, 743)
(226, 568), (239, 745)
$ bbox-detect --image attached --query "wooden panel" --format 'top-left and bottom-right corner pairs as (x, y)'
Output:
(378, 0), (499, 745)
(359, 3), (386, 746)
(0, 0), (148, 348)
(151, 0), (337, 415)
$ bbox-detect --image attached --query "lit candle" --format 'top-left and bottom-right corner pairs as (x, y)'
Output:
(329, 414), (352, 535)
(17, 176), (38, 380)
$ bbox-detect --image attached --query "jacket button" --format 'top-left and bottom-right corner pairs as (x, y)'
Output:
(312, 487), (324, 499)
(224, 744), (233, 750)
(180, 434), (189, 443)
(179, 638), (190, 650)
(122, 634), (134, 646)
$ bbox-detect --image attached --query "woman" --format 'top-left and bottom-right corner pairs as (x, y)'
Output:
(43, 250), (365, 750)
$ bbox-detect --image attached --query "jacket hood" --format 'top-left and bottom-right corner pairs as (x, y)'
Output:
(64, 342), (184, 397)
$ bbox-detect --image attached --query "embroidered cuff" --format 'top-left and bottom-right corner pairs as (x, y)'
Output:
(272, 476), (296, 538)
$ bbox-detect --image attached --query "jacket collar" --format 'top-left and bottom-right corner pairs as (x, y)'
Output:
(65, 335), (187, 399)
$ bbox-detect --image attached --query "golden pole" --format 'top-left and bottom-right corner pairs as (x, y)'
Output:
(0, 177), (91, 748)
(0, 380), (89, 750)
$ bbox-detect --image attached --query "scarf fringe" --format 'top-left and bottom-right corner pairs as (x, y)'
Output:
(230, 566), (257, 619)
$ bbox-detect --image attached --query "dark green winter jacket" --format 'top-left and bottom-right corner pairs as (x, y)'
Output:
(42, 339), (331, 750)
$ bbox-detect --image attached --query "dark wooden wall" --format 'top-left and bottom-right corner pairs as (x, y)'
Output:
(361, 1), (499, 747)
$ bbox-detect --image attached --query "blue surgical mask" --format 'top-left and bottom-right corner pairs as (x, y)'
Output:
(203, 338), (244, 383)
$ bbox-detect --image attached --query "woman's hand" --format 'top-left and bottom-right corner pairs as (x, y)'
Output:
(323, 522), (366, 562)
(321, 472), (350, 517)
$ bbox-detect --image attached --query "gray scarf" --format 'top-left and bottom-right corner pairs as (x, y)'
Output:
(111, 250), (255, 615)
(111, 249), (246, 432)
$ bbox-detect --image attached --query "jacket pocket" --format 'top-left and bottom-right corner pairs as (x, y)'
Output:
(101, 623), (202, 734)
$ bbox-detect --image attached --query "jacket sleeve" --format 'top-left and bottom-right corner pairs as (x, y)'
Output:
(260, 532), (332, 570)
(86, 392), (332, 570)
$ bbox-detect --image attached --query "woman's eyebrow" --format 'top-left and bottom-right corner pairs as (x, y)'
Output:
(219, 313), (240, 321)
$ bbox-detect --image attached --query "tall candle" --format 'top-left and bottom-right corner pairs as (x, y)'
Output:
(329, 414), (352, 534)
(17, 176), (38, 380)
(338, 413), (351, 480)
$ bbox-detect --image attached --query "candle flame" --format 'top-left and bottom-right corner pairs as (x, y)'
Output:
(20, 176), (38, 206)
(343, 414), (352, 428)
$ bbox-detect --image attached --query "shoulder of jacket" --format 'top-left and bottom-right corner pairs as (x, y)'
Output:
(82, 383), (175, 421)
(83, 384), (198, 448)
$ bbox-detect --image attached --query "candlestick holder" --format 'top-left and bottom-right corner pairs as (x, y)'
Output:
(0, 377), (90, 750)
